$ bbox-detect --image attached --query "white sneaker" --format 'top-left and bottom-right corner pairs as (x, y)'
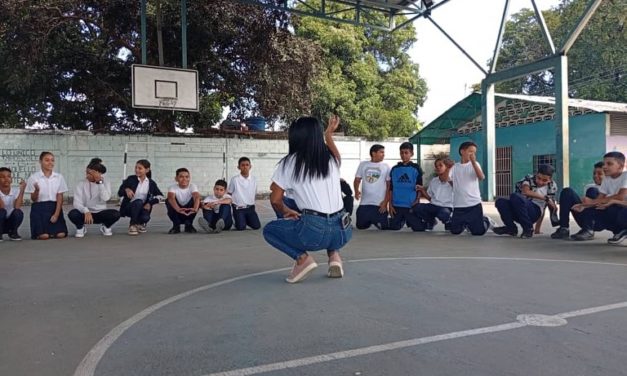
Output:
(486, 216), (496, 230)
(75, 227), (86, 238)
(197, 217), (213, 233)
(137, 224), (147, 233)
(215, 219), (225, 233)
(100, 225), (113, 236)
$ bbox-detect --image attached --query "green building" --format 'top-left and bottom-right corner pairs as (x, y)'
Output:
(410, 92), (627, 200)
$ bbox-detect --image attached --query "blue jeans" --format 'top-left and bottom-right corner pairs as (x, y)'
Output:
(202, 204), (233, 230)
(263, 213), (353, 260)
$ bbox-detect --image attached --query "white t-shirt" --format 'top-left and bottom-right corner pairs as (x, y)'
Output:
(0, 187), (20, 216)
(524, 183), (548, 210)
(133, 177), (150, 202)
(168, 183), (199, 205)
(272, 156), (343, 214)
(599, 172), (627, 196)
(25, 171), (68, 202)
(203, 193), (232, 213)
(450, 161), (482, 208)
(355, 161), (390, 206)
(427, 177), (453, 208)
(228, 174), (257, 207)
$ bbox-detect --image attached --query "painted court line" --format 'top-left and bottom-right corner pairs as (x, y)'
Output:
(204, 300), (627, 376)
(73, 257), (627, 376)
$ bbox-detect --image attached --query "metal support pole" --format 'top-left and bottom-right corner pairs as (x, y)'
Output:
(481, 82), (496, 201)
(181, 0), (188, 68)
(555, 55), (570, 189)
(531, 0), (556, 54)
(156, 0), (164, 66)
(560, 0), (603, 54)
(490, 0), (510, 73)
(141, 0), (147, 64)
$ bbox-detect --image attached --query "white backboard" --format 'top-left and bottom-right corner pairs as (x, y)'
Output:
(132, 64), (199, 112)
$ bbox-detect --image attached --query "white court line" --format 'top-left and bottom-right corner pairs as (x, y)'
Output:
(73, 257), (627, 376)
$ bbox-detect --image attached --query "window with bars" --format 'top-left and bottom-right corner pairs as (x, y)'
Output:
(496, 146), (513, 198)
(533, 154), (556, 173)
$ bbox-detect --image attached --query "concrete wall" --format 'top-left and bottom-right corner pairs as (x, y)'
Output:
(0, 130), (406, 199)
(450, 113), (608, 198)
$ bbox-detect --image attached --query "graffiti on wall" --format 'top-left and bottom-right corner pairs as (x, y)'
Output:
(0, 149), (39, 184)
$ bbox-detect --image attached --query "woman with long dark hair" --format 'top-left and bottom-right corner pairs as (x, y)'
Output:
(263, 115), (352, 283)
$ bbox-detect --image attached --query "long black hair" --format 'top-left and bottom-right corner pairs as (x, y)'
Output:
(282, 117), (335, 181)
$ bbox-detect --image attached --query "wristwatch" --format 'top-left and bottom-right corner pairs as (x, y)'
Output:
(96, 180), (104, 185)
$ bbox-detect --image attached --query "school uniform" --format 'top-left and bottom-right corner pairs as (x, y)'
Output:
(263, 156), (352, 260)
(68, 177), (120, 229)
(118, 175), (163, 226)
(228, 174), (260, 230)
(557, 183), (601, 229)
(354, 161), (391, 230)
(201, 193), (233, 230)
(450, 161), (489, 235)
(26, 170), (69, 239)
(0, 187), (24, 238)
(495, 174), (557, 233)
(579, 172), (627, 235)
(166, 183), (199, 227)
(415, 176), (453, 230)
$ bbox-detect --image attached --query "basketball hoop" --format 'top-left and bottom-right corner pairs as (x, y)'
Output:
(158, 97), (178, 114)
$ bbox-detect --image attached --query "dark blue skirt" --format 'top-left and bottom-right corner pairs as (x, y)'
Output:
(30, 201), (68, 239)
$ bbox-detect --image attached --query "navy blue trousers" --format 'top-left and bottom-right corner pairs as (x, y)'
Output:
(232, 205), (261, 230)
(558, 187), (599, 228)
(618, 208), (627, 231)
(415, 203), (452, 230)
(166, 200), (197, 226)
(450, 204), (488, 235)
(388, 205), (424, 231)
(202, 204), (233, 230)
(579, 204), (624, 234)
(495, 193), (542, 232)
(120, 200), (152, 226)
(355, 205), (389, 230)
(68, 209), (121, 229)
(0, 208), (24, 235)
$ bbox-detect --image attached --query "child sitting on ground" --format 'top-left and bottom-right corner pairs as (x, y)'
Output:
(0, 167), (26, 241)
(415, 157), (454, 231)
(166, 168), (201, 234)
(198, 179), (233, 233)
(228, 157), (261, 230)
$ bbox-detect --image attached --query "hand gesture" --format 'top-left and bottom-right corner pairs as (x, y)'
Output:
(125, 188), (135, 199)
(34, 182), (40, 192)
(19, 179), (26, 191)
(326, 114), (340, 134)
(283, 208), (301, 220)
(469, 152), (477, 163)
(84, 212), (94, 224)
(90, 170), (102, 182)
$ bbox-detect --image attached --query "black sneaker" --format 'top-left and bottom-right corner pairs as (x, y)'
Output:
(493, 226), (518, 236)
(184, 225), (197, 233)
(168, 226), (181, 234)
(608, 229), (627, 245)
(571, 229), (594, 241)
(8, 233), (22, 241)
(550, 227), (570, 240)
(520, 229), (534, 239)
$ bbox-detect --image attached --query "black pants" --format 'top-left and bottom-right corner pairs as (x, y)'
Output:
(166, 200), (197, 226)
(355, 205), (389, 230)
(450, 204), (489, 235)
(415, 203), (452, 230)
(232, 205), (261, 230)
(0, 208), (24, 235)
(388, 205), (424, 231)
(68, 209), (121, 229)
(495, 193), (542, 232)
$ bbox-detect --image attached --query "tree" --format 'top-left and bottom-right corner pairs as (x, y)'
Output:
(0, 0), (322, 131)
(293, 1), (428, 139)
(494, 0), (626, 102)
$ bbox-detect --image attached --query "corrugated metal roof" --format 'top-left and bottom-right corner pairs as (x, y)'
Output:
(496, 93), (627, 114)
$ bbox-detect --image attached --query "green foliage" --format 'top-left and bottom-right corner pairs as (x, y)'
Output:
(294, 1), (427, 139)
(495, 0), (626, 102)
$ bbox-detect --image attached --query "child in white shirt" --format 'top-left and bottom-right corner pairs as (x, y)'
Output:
(198, 179), (233, 233)
(228, 157), (260, 230)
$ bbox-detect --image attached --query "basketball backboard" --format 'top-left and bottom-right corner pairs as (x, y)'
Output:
(132, 64), (199, 112)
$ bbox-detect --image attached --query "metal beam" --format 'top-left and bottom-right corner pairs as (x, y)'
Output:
(426, 15), (488, 76)
(481, 82), (496, 201)
(554, 55), (570, 189)
(484, 55), (559, 85)
(490, 0), (511, 73)
(531, 0), (555, 54)
(141, 0), (147, 64)
(181, 0), (188, 68)
(560, 0), (603, 54)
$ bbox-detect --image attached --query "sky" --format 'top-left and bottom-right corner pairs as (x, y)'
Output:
(408, 0), (561, 125)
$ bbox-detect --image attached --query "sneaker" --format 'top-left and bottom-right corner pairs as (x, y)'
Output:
(9, 233), (21, 241)
(214, 219), (225, 234)
(328, 252), (344, 278)
(168, 226), (181, 234)
(286, 255), (318, 283)
(128, 225), (139, 236)
(520, 228), (534, 239)
(608, 229), (627, 245)
(137, 224), (147, 233)
(550, 227), (570, 240)
(100, 225), (113, 236)
(493, 226), (518, 236)
(184, 224), (197, 233)
(486, 216), (497, 230)
(75, 227), (86, 238)
(197, 217), (214, 233)
(571, 229), (594, 241)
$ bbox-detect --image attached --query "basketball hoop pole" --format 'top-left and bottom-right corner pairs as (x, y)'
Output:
(139, 0), (188, 68)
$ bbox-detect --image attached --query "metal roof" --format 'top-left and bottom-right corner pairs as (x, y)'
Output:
(410, 92), (627, 144)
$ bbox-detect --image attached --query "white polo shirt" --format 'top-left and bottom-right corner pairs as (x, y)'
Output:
(25, 171), (68, 202)
(0, 187), (20, 216)
(427, 176), (453, 208)
(203, 193), (232, 213)
(450, 161), (482, 208)
(355, 161), (390, 206)
(168, 183), (199, 205)
(599, 172), (627, 196)
(228, 174), (257, 207)
(272, 156), (343, 214)
(133, 177), (150, 202)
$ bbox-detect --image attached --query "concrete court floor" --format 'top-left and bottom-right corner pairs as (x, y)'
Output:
(1, 201), (626, 376)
